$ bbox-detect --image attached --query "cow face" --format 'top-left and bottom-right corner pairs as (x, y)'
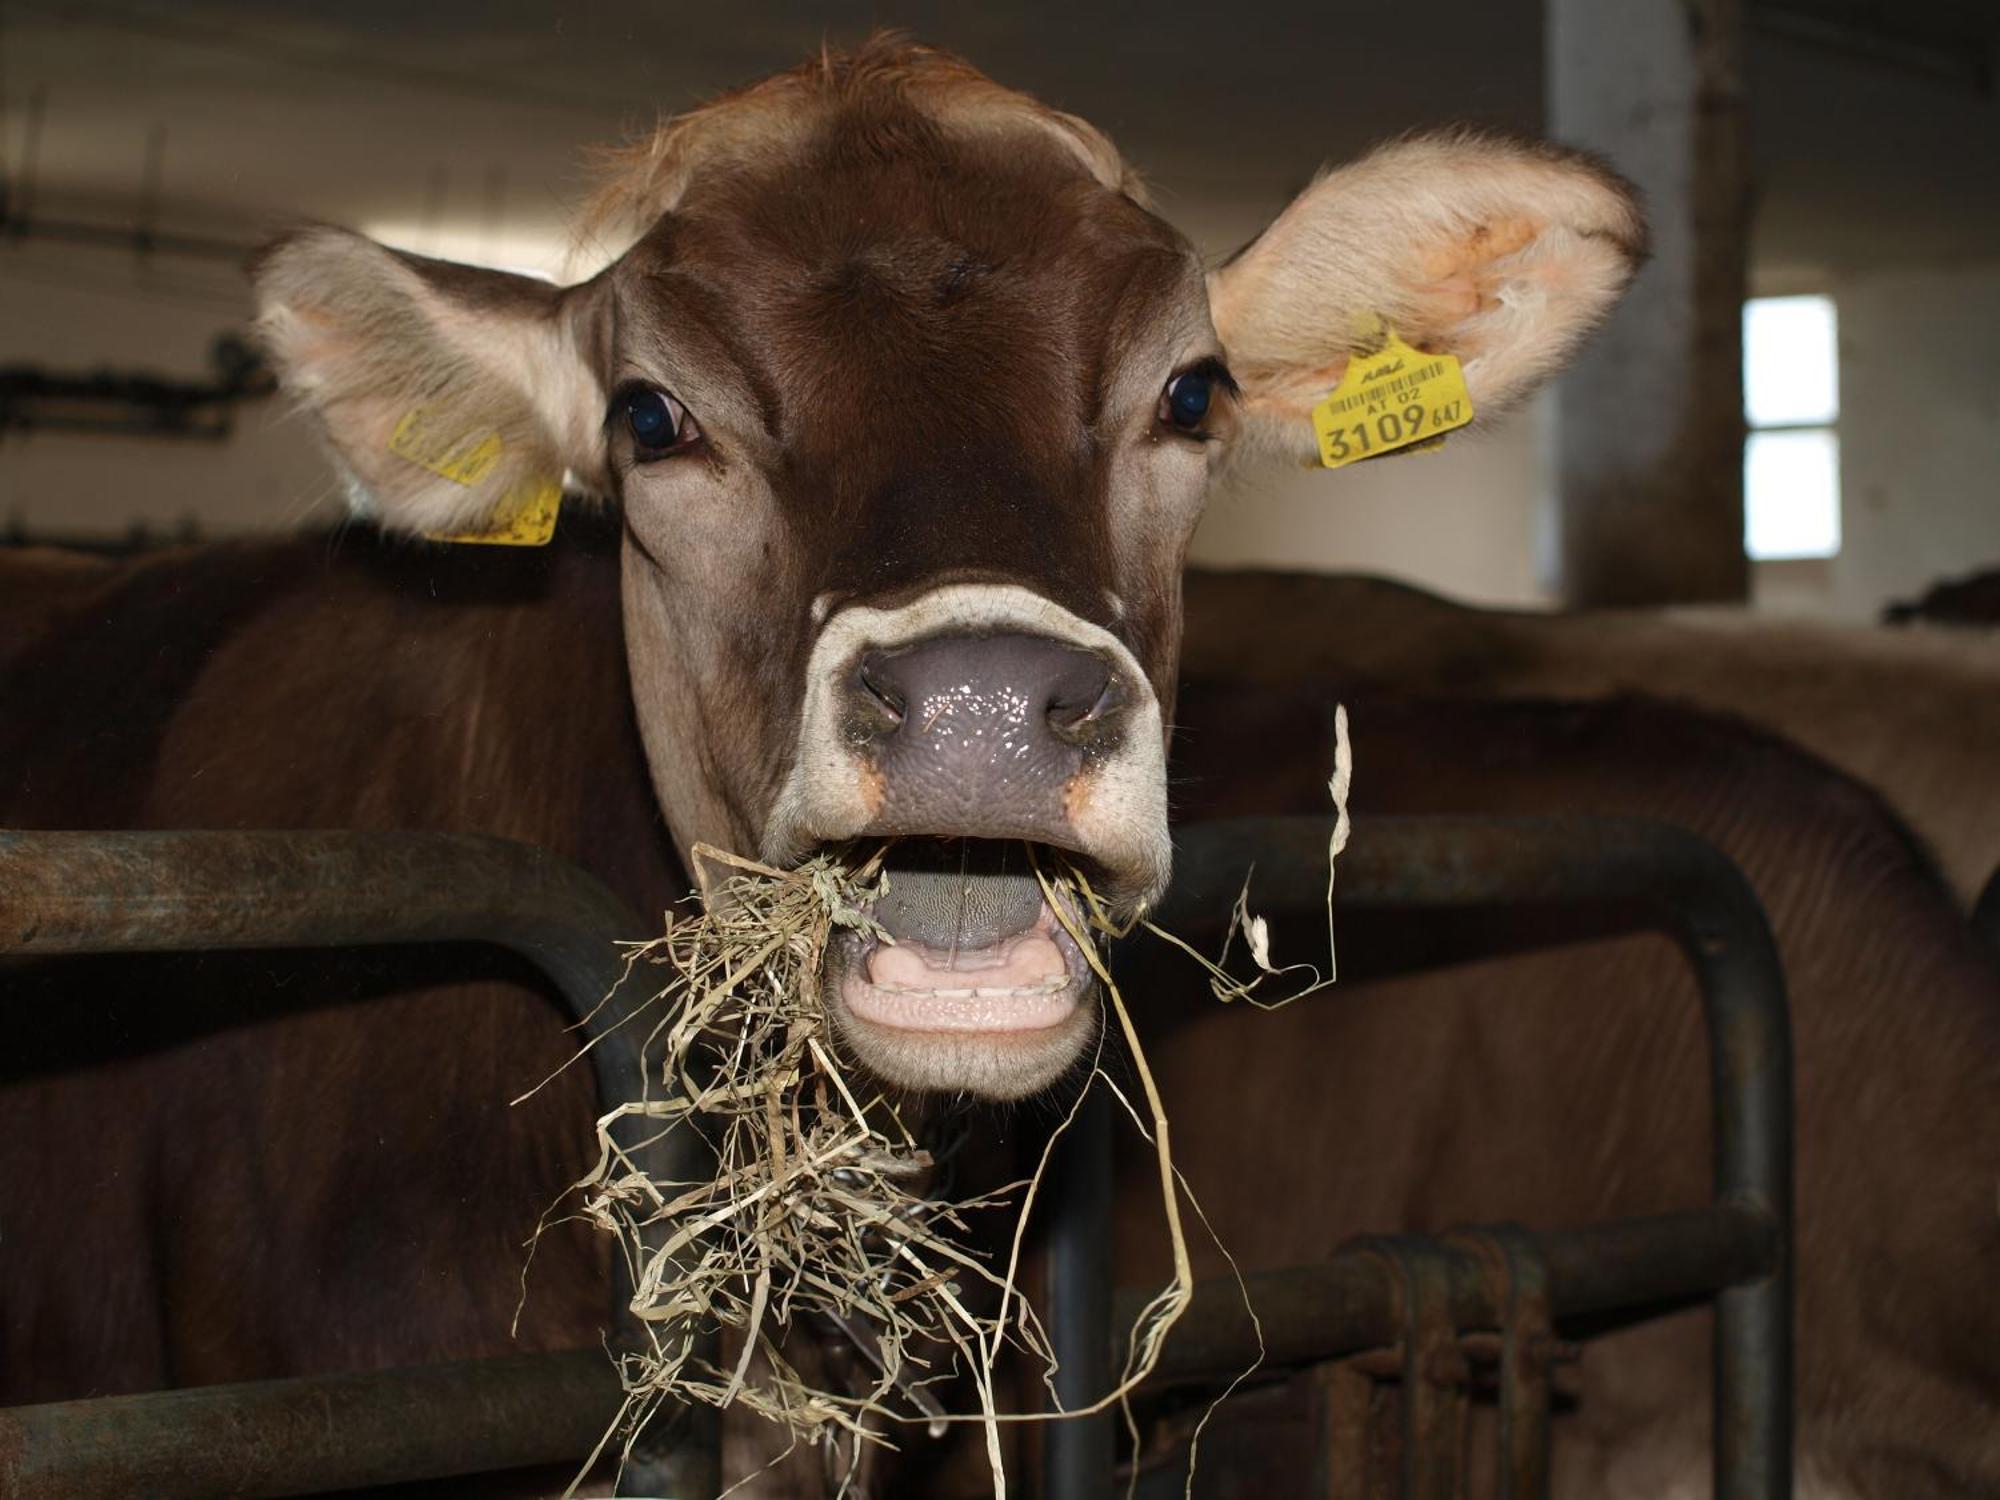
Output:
(255, 43), (1642, 1100)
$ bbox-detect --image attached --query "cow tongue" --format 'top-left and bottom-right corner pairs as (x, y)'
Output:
(871, 847), (1047, 952)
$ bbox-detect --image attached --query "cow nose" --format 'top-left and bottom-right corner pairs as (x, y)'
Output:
(846, 633), (1124, 836)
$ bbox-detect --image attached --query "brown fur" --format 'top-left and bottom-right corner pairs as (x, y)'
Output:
(581, 37), (1146, 243)
(9, 534), (1996, 1495)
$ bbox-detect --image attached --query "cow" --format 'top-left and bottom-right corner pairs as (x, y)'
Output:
(1180, 570), (2000, 908)
(1884, 566), (2000, 629)
(1122, 683), (2000, 1500)
(0, 35), (1643, 1496)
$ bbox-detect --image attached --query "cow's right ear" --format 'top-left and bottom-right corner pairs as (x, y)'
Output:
(1206, 134), (1645, 466)
(253, 227), (608, 535)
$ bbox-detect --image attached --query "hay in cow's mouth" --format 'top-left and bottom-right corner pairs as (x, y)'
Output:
(534, 836), (1201, 1497)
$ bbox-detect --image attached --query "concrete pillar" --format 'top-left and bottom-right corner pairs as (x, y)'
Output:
(1547, 0), (1749, 606)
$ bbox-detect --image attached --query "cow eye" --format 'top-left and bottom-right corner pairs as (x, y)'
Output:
(622, 386), (698, 457)
(1160, 369), (1214, 433)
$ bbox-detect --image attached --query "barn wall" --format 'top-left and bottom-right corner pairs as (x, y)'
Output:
(1185, 402), (1552, 608)
(0, 239), (334, 541)
(1755, 261), (2000, 619)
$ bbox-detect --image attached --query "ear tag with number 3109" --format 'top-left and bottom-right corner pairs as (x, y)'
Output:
(1310, 325), (1474, 470)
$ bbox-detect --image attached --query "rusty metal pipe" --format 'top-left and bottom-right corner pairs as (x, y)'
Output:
(0, 829), (717, 1499)
(1117, 1202), (1780, 1388)
(1041, 1086), (1116, 1499)
(0, 1352), (620, 1499)
(0, 830), (647, 1097)
(5, 820), (1790, 1499)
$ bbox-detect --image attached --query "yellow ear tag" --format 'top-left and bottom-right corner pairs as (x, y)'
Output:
(389, 408), (561, 546)
(1310, 325), (1473, 470)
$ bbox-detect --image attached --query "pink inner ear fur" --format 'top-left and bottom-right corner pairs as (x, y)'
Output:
(1238, 213), (1557, 423)
(1417, 215), (1544, 326)
(1238, 356), (1353, 420)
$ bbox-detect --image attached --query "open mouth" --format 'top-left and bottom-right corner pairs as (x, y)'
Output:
(824, 838), (1096, 1037)
(813, 836), (1148, 1098)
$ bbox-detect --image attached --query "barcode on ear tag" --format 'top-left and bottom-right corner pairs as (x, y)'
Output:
(389, 408), (504, 485)
(389, 406), (562, 546)
(1311, 328), (1473, 470)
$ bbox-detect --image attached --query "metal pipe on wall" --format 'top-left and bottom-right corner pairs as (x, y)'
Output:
(0, 1353), (621, 1500)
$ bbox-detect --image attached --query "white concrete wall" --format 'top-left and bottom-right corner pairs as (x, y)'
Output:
(0, 239), (337, 540)
(1187, 401), (1552, 607)
(1800, 262), (2000, 618)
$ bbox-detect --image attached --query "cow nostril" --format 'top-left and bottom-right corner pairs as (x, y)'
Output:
(1047, 666), (1119, 741)
(853, 656), (907, 735)
(850, 636), (1124, 752)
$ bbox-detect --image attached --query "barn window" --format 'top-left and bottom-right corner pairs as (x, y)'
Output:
(1743, 295), (1840, 561)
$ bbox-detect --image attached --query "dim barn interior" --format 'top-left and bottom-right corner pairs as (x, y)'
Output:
(1, 4), (1997, 1498)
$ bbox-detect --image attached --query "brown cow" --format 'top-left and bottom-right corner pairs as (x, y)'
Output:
(0, 36), (1641, 1496)
(1182, 570), (2000, 907)
(12, 528), (1995, 1497)
(1122, 684), (2000, 1499)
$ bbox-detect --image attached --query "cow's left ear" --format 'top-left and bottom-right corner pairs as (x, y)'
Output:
(254, 226), (609, 535)
(1208, 134), (1646, 464)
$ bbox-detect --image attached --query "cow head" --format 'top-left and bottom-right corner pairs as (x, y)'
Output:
(254, 42), (1642, 1099)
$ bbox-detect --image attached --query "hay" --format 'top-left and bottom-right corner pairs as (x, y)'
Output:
(539, 842), (1198, 1498)
(539, 706), (1352, 1497)
(1142, 704), (1353, 1007)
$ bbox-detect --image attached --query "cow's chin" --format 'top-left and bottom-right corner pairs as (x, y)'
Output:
(817, 842), (1103, 1101)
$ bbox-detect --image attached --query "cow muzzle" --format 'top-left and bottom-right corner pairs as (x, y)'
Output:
(764, 584), (1171, 1099)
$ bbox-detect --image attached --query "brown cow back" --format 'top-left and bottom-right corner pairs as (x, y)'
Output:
(0, 518), (682, 1407)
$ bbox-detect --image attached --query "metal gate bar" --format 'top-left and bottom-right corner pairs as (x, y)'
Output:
(1044, 815), (1793, 1500)
(4, 819), (1788, 1498)
(0, 1352), (620, 1498)
(1118, 1203), (1779, 1386)
(0, 829), (717, 1499)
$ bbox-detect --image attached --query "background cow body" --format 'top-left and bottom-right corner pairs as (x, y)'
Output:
(1, 523), (670, 1405)
(1182, 570), (2000, 907)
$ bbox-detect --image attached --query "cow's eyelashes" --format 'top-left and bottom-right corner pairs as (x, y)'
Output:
(1156, 358), (1236, 440)
(618, 384), (701, 459)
